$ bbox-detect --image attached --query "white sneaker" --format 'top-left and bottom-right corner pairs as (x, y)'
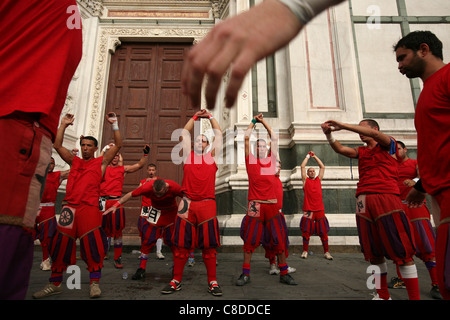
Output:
(269, 263), (280, 275)
(40, 258), (51, 271)
(156, 252), (165, 260)
(301, 251), (308, 259)
(287, 266), (296, 273)
(324, 252), (333, 260)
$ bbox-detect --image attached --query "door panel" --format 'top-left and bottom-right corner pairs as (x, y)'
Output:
(102, 42), (194, 235)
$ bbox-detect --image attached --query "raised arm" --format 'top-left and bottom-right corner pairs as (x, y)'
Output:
(54, 114), (76, 166)
(313, 152), (325, 181)
(325, 120), (392, 149)
(321, 122), (358, 159)
(244, 115), (258, 159)
(257, 114), (278, 158)
(180, 109), (206, 161)
(202, 111), (223, 159)
(101, 112), (123, 174)
(124, 144), (150, 174)
(300, 153), (310, 184)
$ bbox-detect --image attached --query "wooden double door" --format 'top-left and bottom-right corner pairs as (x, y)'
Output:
(102, 42), (196, 235)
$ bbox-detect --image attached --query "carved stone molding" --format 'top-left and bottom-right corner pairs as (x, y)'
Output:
(77, 0), (104, 17)
(211, 0), (230, 19)
(87, 26), (210, 136)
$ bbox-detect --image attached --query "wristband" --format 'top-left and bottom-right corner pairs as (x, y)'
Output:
(306, 154), (310, 159)
(112, 122), (119, 131)
(208, 114), (214, 120)
(251, 118), (257, 125)
(413, 179), (426, 193)
(114, 201), (121, 207)
(192, 115), (198, 121)
(326, 133), (336, 144)
(279, 0), (345, 25)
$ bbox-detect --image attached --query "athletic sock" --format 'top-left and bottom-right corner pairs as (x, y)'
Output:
(374, 262), (390, 300)
(425, 260), (438, 286)
(49, 272), (63, 286)
(278, 263), (288, 275)
(42, 246), (49, 261)
(114, 239), (122, 260)
(243, 263), (250, 275)
(139, 254), (149, 269)
(173, 248), (189, 283)
(203, 249), (217, 283)
(399, 264), (420, 300)
(302, 237), (309, 253)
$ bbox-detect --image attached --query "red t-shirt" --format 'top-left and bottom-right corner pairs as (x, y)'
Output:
(181, 151), (217, 200)
(41, 171), (62, 203)
(275, 175), (284, 211)
(356, 138), (400, 197)
(64, 156), (103, 207)
(0, 0), (82, 140)
(303, 177), (325, 212)
(100, 166), (125, 197)
(397, 158), (418, 200)
(132, 179), (182, 210)
(415, 63), (450, 196)
(246, 152), (277, 201)
(139, 178), (156, 207)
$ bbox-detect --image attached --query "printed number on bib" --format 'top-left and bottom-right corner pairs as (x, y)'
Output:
(146, 207), (162, 224)
(140, 206), (150, 218)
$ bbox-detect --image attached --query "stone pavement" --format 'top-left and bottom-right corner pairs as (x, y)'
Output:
(25, 245), (443, 304)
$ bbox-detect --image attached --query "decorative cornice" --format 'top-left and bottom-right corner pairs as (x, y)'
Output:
(211, 0), (229, 19)
(87, 26), (210, 136)
(77, 0), (104, 17)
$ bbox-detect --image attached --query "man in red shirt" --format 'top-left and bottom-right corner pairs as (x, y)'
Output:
(33, 113), (122, 299)
(162, 109), (223, 296)
(34, 157), (69, 271)
(99, 144), (149, 268)
(391, 141), (441, 299)
(105, 177), (182, 281)
(264, 159), (296, 275)
(322, 119), (419, 300)
(0, 0), (82, 300)
(394, 30), (450, 300)
(135, 163), (166, 264)
(300, 151), (332, 260)
(237, 113), (296, 286)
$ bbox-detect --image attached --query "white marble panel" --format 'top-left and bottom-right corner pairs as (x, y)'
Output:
(405, 0), (450, 16)
(350, 0), (398, 16)
(354, 24), (415, 114)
